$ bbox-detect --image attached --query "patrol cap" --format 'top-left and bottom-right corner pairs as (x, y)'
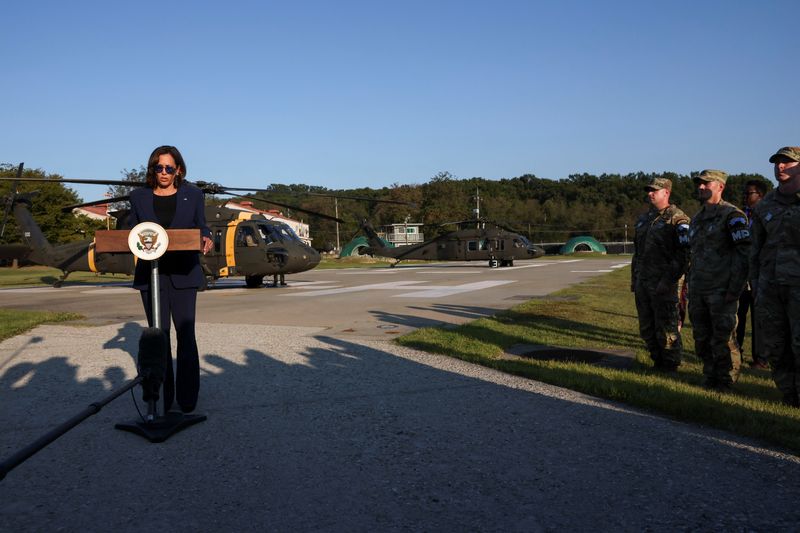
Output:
(693, 169), (728, 184)
(768, 146), (800, 163)
(644, 177), (672, 191)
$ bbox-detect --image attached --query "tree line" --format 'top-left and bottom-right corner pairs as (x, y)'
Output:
(0, 163), (773, 250)
(253, 170), (772, 250)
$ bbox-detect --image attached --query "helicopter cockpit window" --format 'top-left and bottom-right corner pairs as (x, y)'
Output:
(256, 224), (274, 245)
(278, 225), (302, 242)
(479, 239), (489, 250)
(236, 225), (259, 247)
(468, 241), (479, 251)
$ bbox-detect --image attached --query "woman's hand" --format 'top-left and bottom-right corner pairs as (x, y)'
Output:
(202, 236), (213, 255)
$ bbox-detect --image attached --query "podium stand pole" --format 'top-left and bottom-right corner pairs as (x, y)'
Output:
(145, 259), (161, 422)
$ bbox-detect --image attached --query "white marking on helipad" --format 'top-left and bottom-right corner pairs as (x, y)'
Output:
(284, 280), (339, 287)
(393, 280), (515, 298)
(489, 262), (558, 271)
(0, 288), (58, 294)
(211, 289), (250, 294)
(570, 270), (613, 273)
(336, 270), (401, 274)
(82, 287), (136, 294)
(287, 281), (427, 297)
(610, 263), (630, 269)
(414, 270), (481, 274)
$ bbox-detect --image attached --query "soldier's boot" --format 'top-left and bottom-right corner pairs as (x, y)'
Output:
(658, 348), (681, 372)
(781, 391), (800, 408)
(714, 381), (734, 393)
(654, 361), (679, 374)
(649, 352), (662, 369)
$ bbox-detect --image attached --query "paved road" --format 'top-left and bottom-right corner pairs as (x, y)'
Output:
(0, 257), (629, 337)
(2, 257), (799, 531)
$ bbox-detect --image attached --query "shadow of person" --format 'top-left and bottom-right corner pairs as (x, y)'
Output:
(102, 321), (145, 365)
(0, 336), (44, 373)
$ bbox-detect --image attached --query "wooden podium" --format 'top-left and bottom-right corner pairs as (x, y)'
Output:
(94, 229), (202, 253)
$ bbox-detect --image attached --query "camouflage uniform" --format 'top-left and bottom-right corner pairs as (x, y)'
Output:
(687, 170), (750, 388)
(632, 179), (690, 369)
(750, 152), (800, 404)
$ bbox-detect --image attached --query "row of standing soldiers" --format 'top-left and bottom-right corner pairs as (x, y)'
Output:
(631, 146), (800, 406)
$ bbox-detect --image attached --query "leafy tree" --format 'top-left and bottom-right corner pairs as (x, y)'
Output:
(0, 164), (106, 245)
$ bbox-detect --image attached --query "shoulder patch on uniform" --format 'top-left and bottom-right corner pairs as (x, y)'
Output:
(728, 216), (747, 227)
(676, 223), (690, 246)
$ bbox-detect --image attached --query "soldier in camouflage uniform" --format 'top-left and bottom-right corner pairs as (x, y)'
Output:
(750, 147), (800, 407)
(687, 170), (750, 390)
(632, 177), (691, 371)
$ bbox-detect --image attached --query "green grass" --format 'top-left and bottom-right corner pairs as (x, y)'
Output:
(0, 266), (132, 287)
(0, 308), (83, 342)
(396, 267), (800, 454)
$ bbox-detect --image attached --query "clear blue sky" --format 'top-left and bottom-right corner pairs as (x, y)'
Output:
(2, 0), (796, 201)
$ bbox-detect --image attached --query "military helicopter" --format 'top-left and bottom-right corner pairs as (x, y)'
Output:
(0, 166), (408, 288)
(359, 219), (545, 267)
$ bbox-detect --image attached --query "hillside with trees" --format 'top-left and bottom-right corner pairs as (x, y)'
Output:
(256, 170), (772, 251)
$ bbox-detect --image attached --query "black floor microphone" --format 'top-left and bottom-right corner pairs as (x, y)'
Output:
(137, 327), (168, 421)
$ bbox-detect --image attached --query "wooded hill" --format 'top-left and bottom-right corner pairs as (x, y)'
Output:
(0, 164), (773, 250)
(250, 170), (772, 250)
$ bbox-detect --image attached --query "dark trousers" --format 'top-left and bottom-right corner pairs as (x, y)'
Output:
(634, 282), (682, 367)
(688, 291), (742, 385)
(736, 288), (761, 362)
(140, 276), (200, 413)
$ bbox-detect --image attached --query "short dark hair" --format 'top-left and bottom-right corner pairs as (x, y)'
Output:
(145, 145), (187, 188)
(744, 179), (767, 196)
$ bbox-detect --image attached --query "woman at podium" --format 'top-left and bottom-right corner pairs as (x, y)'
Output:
(128, 145), (213, 414)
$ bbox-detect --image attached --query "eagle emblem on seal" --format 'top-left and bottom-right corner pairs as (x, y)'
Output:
(136, 229), (162, 253)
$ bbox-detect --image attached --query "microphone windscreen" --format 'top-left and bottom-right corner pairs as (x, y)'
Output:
(138, 327), (168, 381)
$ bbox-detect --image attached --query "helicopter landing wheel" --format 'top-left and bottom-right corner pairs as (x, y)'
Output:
(245, 275), (264, 288)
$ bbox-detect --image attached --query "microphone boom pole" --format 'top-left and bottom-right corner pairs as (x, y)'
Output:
(0, 375), (143, 481)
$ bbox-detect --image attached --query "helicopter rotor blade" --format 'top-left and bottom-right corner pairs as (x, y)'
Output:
(479, 218), (521, 233)
(0, 177), (411, 222)
(1, 163), (24, 239)
(222, 194), (345, 223)
(305, 192), (415, 206)
(0, 176), (145, 187)
(193, 182), (414, 206)
(61, 195), (131, 213)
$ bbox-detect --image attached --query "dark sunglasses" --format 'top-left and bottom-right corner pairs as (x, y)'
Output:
(153, 164), (177, 175)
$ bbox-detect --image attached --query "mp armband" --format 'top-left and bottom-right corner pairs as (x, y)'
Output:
(728, 215), (750, 244)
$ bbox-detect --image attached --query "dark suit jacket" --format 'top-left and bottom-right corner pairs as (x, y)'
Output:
(128, 183), (211, 290)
